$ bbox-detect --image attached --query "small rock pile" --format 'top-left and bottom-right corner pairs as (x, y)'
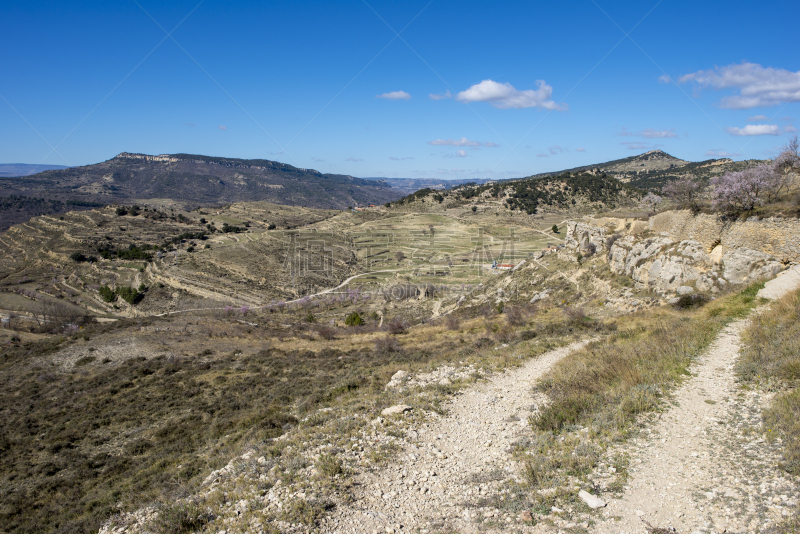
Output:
(385, 365), (484, 391)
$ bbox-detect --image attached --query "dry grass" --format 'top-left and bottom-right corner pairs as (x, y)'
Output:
(739, 288), (800, 477)
(0, 302), (594, 534)
(518, 282), (766, 502)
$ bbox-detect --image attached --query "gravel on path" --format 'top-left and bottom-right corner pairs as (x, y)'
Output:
(319, 339), (593, 534)
(591, 319), (799, 534)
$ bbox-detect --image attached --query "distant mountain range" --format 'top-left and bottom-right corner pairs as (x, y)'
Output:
(0, 150), (763, 230)
(0, 152), (403, 209)
(361, 177), (493, 195)
(0, 163), (70, 177)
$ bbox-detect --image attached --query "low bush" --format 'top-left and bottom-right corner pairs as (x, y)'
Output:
(562, 306), (587, 325)
(315, 453), (344, 477)
(315, 325), (337, 340)
(374, 335), (402, 353)
(344, 312), (363, 326)
(505, 306), (530, 327)
(673, 293), (708, 309)
(383, 317), (408, 335)
(444, 314), (461, 331)
(150, 502), (211, 534)
(739, 288), (800, 475)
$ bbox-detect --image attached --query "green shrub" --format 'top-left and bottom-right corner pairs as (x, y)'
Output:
(344, 312), (364, 326)
(98, 285), (116, 302)
(115, 286), (142, 305)
(315, 453), (343, 477)
(74, 356), (95, 367)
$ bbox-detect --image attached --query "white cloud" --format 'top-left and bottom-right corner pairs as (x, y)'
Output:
(345, 157), (363, 162)
(658, 75), (672, 84)
(536, 153), (549, 158)
(576, 147), (586, 152)
(376, 91), (411, 100)
(748, 115), (770, 122)
(455, 150), (467, 158)
(726, 124), (781, 136)
(678, 62), (800, 109)
(389, 156), (414, 161)
(548, 145), (565, 155)
(427, 137), (499, 147)
(311, 157), (325, 162)
(455, 79), (567, 110)
(706, 149), (741, 158)
(218, 125), (227, 130)
(429, 137), (479, 147)
(619, 127), (678, 139)
(641, 128), (678, 139)
(621, 142), (653, 151)
(429, 90), (452, 100)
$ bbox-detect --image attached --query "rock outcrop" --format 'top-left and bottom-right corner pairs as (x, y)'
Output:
(565, 215), (788, 295)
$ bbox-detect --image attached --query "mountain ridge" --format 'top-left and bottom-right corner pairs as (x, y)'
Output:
(0, 163), (70, 177)
(0, 152), (402, 210)
(523, 149), (759, 190)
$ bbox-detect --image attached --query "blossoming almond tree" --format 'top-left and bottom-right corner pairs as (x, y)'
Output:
(710, 164), (775, 212)
(662, 175), (701, 209)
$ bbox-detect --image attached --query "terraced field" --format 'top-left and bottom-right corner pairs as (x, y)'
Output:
(0, 201), (569, 326)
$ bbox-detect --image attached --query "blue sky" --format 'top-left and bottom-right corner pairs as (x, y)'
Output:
(1, 0), (798, 179)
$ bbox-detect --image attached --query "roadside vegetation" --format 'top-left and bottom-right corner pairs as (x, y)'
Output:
(513, 282), (766, 512)
(738, 287), (800, 532)
(0, 295), (603, 534)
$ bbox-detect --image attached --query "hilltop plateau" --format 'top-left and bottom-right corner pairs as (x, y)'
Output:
(0, 152), (403, 217)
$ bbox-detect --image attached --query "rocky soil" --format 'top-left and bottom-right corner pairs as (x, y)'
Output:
(593, 319), (797, 534)
(318, 339), (593, 534)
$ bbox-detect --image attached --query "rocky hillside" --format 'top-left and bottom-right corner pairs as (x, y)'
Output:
(393, 171), (643, 214)
(563, 211), (800, 301)
(0, 152), (403, 209)
(527, 150), (765, 191)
